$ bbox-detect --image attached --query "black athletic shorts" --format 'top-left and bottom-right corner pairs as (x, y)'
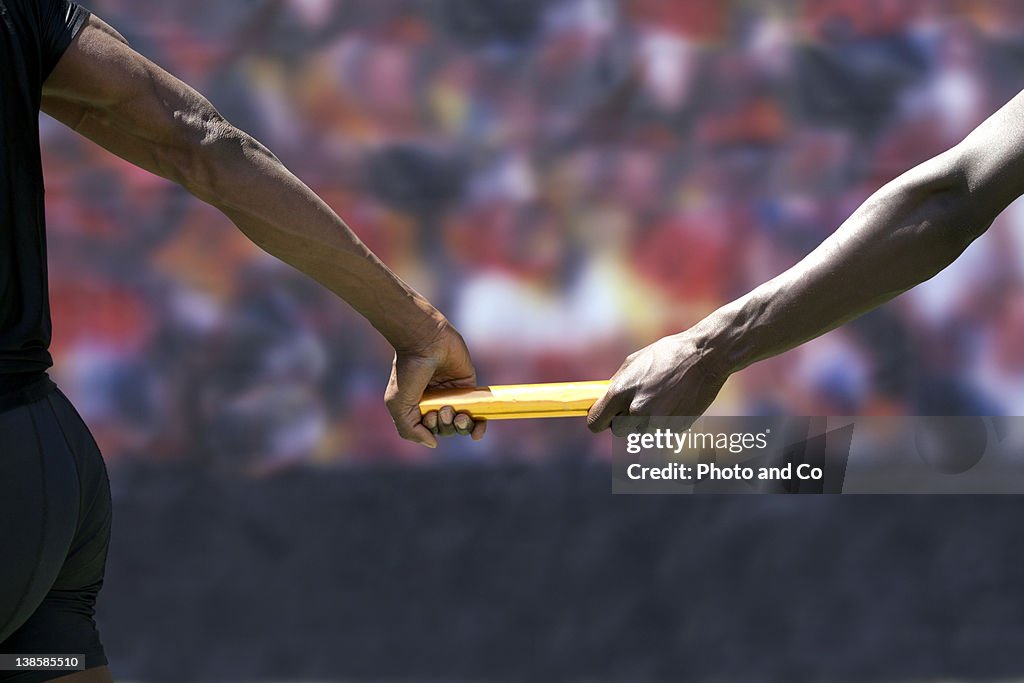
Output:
(0, 374), (111, 682)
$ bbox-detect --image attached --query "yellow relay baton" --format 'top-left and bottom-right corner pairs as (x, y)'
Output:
(419, 381), (612, 420)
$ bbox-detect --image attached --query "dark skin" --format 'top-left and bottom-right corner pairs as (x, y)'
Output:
(590, 87), (1024, 432)
(42, 15), (483, 450)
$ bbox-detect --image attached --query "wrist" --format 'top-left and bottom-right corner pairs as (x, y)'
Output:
(687, 303), (752, 378)
(386, 302), (450, 356)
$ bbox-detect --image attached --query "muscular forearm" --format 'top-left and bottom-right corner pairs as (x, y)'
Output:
(186, 124), (444, 351)
(696, 148), (991, 375)
(47, 102), (445, 352)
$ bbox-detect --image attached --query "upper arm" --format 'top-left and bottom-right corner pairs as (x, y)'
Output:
(41, 14), (236, 192)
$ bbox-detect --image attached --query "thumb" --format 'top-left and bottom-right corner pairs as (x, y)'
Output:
(387, 354), (440, 448)
(587, 382), (630, 433)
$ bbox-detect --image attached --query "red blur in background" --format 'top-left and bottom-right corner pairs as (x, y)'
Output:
(40, 0), (1024, 471)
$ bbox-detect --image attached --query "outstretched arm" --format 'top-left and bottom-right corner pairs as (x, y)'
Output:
(42, 15), (484, 447)
(589, 88), (1024, 430)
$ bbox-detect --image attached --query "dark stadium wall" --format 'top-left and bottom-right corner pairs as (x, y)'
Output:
(99, 463), (1024, 682)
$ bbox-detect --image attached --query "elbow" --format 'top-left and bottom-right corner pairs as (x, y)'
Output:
(161, 113), (263, 207)
(909, 190), (990, 277)
(941, 141), (1009, 243)
(903, 152), (992, 256)
(937, 180), (994, 255)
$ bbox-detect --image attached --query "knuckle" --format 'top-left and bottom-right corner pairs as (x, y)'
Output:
(629, 396), (651, 415)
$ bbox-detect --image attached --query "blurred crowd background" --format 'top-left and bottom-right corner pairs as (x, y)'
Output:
(40, 0), (1024, 471)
